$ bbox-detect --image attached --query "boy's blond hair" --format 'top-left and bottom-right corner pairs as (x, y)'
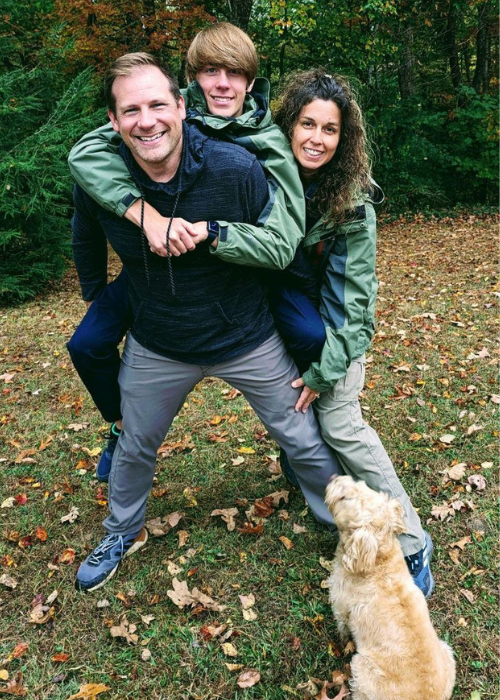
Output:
(186, 22), (258, 85)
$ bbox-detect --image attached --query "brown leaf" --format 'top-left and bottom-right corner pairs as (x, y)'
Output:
(52, 653), (70, 663)
(211, 508), (239, 531)
(58, 549), (76, 565)
(109, 615), (138, 645)
(29, 604), (55, 625)
(66, 683), (110, 699)
(238, 522), (263, 536)
(0, 671), (27, 696)
(178, 530), (189, 547)
(279, 536), (294, 550)
(11, 643), (28, 660)
(34, 526), (47, 542)
(145, 511), (183, 537)
(200, 623), (228, 641)
(60, 507), (80, 524)
(0, 574), (17, 590)
(252, 496), (274, 518)
(236, 669), (261, 688)
(460, 589), (475, 604)
(450, 536), (472, 550)
(238, 594), (255, 610)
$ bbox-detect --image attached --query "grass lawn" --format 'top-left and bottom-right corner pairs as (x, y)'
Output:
(0, 215), (498, 700)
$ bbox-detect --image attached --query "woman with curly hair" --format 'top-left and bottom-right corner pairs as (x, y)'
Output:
(273, 69), (435, 597)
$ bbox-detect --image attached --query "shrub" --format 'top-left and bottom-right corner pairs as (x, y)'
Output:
(0, 66), (105, 304)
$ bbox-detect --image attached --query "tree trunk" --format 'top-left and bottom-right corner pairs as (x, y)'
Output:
(445, 2), (461, 90)
(142, 0), (157, 38)
(226, 0), (254, 31)
(472, 0), (490, 93)
(397, 24), (416, 98)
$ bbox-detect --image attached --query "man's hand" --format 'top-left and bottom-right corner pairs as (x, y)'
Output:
(291, 377), (321, 413)
(125, 201), (198, 257)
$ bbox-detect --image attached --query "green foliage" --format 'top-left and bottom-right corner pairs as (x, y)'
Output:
(369, 91), (499, 212)
(0, 66), (105, 304)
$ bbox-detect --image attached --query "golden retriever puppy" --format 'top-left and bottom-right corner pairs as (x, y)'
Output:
(325, 475), (455, 700)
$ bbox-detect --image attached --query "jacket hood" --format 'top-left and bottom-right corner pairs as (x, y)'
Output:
(119, 121), (207, 196)
(183, 77), (273, 132)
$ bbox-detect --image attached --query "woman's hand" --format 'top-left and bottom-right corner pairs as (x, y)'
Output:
(291, 377), (320, 413)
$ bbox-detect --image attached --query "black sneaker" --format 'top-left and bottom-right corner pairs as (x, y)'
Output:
(96, 423), (121, 482)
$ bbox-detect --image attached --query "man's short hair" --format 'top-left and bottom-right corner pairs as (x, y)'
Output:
(104, 52), (181, 113)
(186, 22), (258, 85)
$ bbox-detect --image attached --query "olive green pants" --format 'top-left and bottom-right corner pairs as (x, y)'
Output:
(315, 355), (425, 556)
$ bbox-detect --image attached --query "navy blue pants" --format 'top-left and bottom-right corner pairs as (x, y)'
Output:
(67, 273), (325, 422)
(67, 271), (132, 423)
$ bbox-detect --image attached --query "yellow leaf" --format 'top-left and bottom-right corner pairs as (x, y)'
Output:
(221, 642), (238, 657)
(279, 535), (294, 550)
(0, 671), (8, 681)
(237, 447), (255, 454)
(67, 683), (111, 699)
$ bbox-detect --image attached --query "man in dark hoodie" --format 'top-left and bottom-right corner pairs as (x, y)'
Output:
(73, 52), (341, 593)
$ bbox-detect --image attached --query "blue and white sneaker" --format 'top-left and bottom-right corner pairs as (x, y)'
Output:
(405, 531), (435, 598)
(96, 423), (121, 482)
(75, 528), (148, 592)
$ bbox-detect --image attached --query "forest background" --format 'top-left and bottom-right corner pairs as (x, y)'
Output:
(0, 0), (498, 301)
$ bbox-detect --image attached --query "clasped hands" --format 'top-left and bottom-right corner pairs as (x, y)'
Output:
(126, 199), (210, 257)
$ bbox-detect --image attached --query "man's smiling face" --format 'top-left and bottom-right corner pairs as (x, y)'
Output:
(195, 65), (254, 118)
(108, 66), (186, 179)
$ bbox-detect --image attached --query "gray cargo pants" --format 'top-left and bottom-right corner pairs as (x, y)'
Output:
(315, 356), (426, 556)
(103, 332), (342, 536)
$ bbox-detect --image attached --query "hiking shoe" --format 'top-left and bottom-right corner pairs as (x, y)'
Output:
(96, 423), (121, 482)
(75, 528), (148, 592)
(279, 448), (300, 488)
(405, 531), (435, 598)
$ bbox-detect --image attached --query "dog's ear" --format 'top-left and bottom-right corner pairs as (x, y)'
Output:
(388, 500), (406, 535)
(342, 526), (378, 574)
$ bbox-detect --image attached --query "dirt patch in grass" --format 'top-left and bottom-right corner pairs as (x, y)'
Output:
(0, 216), (498, 699)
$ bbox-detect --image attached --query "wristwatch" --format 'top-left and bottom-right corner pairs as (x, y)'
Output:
(207, 221), (220, 244)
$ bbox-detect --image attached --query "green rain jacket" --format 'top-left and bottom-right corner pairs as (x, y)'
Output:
(300, 194), (380, 393)
(68, 79), (305, 270)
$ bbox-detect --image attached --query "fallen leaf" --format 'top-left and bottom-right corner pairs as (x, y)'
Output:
(66, 683), (110, 699)
(231, 456), (245, 466)
(145, 511), (183, 537)
(450, 536), (472, 550)
(60, 507), (80, 524)
(178, 530), (189, 547)
(140, 614), (155, 626)
(1, 498), (15, 509)
(236, 669), (260, 688)
(439, 434), (456, 444)
(237, 447), (255, 455)
(238, 594), (255, 610)
(166, 561), (182, 576)
(221, 642), (238, 657)
(141, 649), (152, 662)
(58, 549), (76, 565)
(446, 463), (467, 481)
(225, 663), (244, 672)
(238, 522), (263, 536)
(460, 589), (475, 604)
(0, 671), (27, 696)
(279, 536), (294, 550)
(319, 557), (334, 572)
(431, 503), (455, 521)
(468, 475), (486, 490)
(166, 578), (226, 612)
(293, 523), (307, 534)
(211, 508), (239, 531)
(52, 653), (69, 663)
(35, 527), (47, 542)
(11, 643), (28, 659)
(0, 575), (17, 590)
(110, 615), (138, 645)
(0, 673), (7, 682)
(183, 488), (198, 508)
(242, 608), (258, 621)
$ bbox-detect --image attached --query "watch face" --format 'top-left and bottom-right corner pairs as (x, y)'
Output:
(208, 221), (219, 234)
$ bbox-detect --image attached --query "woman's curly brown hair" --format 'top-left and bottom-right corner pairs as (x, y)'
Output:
(274, 69), (371, 224)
